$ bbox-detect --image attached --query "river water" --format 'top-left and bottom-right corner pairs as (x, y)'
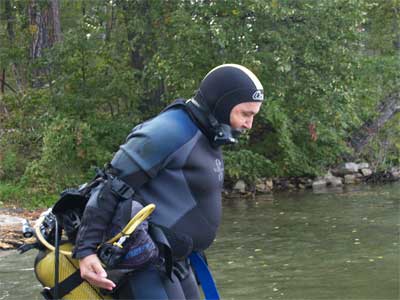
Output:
(0, 183), (399, 300)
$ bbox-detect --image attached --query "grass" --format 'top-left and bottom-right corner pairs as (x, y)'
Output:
(0, 181), (58, 209)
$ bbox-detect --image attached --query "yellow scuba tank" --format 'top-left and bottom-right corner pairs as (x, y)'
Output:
(29, 202), (156, 300)
(34, 243), (112, 300)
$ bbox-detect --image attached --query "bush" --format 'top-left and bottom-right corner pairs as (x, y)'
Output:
(0, 149), (18, 180)
(22, 116), (112, 193)
(0, 181), (57, 208)
(224, 149), (274, 185)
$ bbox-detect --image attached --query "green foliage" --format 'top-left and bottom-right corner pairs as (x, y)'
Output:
(0, 181), (57, 208)
(22, 116), (111, 193)
(0, 148), (18, 180)
(224, 149), (274, 184)
(0, 0), (398, 206)
(0, 182), (24, 205)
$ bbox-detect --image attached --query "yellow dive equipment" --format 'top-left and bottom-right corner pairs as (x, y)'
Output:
(106, 203), (155, 247)
(34, 204), (156, 257)
(33, 203), (156, 300)
(35, 243), (113, 300)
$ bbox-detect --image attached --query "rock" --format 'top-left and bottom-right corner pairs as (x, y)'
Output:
(233, 180), (246, 193)
(324, 171), (343, 187)
(278, 179), (290, 189)
(358, 162), (370, 169)
(255, 182), (267, 193)
(332, 162), (359, 176)
(254, 178), (273, 193)
(354, 173), (364, 178)
(265, 179), (274, 190)
(360, 168), (372, 177)
(323, 172), (333, 182)
(329, 177), (343, 187)
(305, 179), (313, 189)
(312, 180), (327, 189)
(298, 183), (306, 189)
(344, 174), (357, 184)
(390, 167), (400, 180)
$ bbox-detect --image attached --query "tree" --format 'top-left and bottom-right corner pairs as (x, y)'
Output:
(28, 0), (62, 87)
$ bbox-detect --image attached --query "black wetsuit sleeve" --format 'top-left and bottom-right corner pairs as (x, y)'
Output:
(72, 159), (149, 259)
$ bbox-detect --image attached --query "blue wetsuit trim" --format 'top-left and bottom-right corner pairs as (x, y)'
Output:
(189, 252), (220, 300)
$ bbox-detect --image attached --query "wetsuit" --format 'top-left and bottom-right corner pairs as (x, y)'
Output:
(73, 100), (224, 299)
(73, 63), (265, 299)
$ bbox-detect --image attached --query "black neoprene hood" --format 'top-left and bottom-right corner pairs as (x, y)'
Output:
(194, 64), (264, 125)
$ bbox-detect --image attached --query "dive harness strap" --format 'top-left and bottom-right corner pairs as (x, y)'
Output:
(109, 175), (135, 200)
(46, 269), (84, 299)
(94, 166), (135, 201)
(189, 252), (220, 300)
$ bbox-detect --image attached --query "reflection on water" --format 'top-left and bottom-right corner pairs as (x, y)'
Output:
(208, 183), (400, 300)
(0, 183), (399, 300)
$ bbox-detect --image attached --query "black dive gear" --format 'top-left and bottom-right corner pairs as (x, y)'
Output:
(98, 200), (159, 270)
(185, 64), (264, 146)
(195, 63), (264, 125)
(185, 97), (240, 147)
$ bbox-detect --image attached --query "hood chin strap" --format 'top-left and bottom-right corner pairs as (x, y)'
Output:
(185, 98), (240, 147)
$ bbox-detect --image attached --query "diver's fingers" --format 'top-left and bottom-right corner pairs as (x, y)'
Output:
(79, 254), (116, 291)
(84, 271), (115, 291)
(90, 259), (107, 277)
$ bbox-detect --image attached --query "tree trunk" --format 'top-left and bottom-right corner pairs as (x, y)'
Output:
(28, 0), (62, 87)
(393, 5), (400, 50)
(5, 0), (24, 91)
(120, 0), (164, 117)
(349, 91), (400, 153)
(105, 0), (115, 42)
(51, 0), (62, 42)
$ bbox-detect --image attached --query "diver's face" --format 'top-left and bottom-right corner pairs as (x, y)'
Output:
(229, 102), (262, 130)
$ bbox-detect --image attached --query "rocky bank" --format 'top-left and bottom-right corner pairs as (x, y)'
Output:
(230, 162), (400, 194)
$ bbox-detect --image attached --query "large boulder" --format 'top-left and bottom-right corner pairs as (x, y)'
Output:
(332, 162), (359, 176)
(233, 180), (247, 193)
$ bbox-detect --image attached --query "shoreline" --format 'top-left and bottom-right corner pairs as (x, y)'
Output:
(1, 167), (399, 251)
(227, 164), (400, 194)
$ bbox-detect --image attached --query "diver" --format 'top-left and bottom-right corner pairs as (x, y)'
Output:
(73, 64), (265, 299)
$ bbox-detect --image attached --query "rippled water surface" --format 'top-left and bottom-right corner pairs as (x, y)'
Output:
(0, 183), (399, 300)
(207, 183), (400, 300)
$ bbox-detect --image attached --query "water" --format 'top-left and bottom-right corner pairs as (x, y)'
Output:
(0, 250), (42, 300)
(0, 183), (399, 300)
(207, 183), (400, 300)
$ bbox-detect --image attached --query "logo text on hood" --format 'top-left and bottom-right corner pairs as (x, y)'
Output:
(252, 90), (264, 101)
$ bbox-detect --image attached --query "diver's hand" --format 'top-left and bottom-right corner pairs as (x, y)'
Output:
(79, 254), (116, 291)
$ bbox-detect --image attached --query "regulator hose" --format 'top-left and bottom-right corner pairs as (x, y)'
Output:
(34, 214), (72, 257)
(54, 218), (60, 300)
